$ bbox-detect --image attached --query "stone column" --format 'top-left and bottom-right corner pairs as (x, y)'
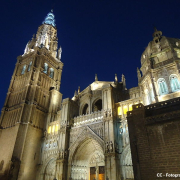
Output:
(56, 159), (68, 180)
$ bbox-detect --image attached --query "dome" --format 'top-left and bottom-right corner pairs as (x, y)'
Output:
(141, 29), (180, 65)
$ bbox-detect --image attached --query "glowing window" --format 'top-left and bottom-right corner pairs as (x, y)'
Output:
(49, 68), (54, 78)
(170, 75), (180, 92)
(117, 106), (122, 115)
(55, 124), (59, 132)
(43, 63), (48, 74)
(123, 106), (128, 115)
(52, 125), (55, 133)
(129, 104), (133, 111)
(158, 78), (168, 95)
(21, 65), (26, 74)
(48, 126), (51, 134)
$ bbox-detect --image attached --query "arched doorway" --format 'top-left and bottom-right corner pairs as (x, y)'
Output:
(70, 138), (105, 180)
(121, 146), (134, 180)
(43, 159), (56, 180)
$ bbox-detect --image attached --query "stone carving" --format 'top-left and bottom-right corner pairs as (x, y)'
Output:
(104, 109), (112, 118)
(110, 141), (113, 152)
(106, 141), (114, 153)
(106, 142), (110, 153)
(57, 47), (62, 60)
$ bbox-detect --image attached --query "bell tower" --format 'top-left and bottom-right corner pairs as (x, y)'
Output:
(0, 11), (63, 180)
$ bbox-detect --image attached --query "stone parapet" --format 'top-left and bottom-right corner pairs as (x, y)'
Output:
(73, 110), (104, 127)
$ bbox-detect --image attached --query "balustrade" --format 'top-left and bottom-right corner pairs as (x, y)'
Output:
(74, 110), (104, 127)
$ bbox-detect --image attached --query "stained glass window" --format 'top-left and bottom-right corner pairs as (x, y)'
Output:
(43, 63), (48, 74)
(170, 75), (180, 92)
(21, 65), (26, 74)
(158, 78), (168, 95)
(28, 61), (32, 72)
(49, 68), (54, 78)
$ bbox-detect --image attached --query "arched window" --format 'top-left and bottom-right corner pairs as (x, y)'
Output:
(82, 104), (89, 115)
(92, 99), (102, 112)
(27, 61), (32, 71)
(48, 126), (51, 134)
(170, 75), (180, 92)
(49, 68), (54, 78)
(21, 65), (26, 74)
(158, 78), (168, 95)
(43, 63), (48, 74)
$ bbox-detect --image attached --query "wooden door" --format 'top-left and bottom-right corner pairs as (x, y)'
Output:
(98, 166), (105, 180)
(90, 167), (96, 180)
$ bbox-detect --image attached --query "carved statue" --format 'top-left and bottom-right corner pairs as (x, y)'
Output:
(110, 141), (113, 152)
(24, 42), (29, 54)
(93, 105), (98, 112)
(106, 142), (109, 153)
(137, 67), (141, 83)
(64, 150), (67, 158)
(58, 47), (62, 60)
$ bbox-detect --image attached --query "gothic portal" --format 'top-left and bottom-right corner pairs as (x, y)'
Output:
(0, 10), (180, 180)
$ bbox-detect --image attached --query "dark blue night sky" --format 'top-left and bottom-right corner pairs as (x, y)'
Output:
(0, 0), (180, 108)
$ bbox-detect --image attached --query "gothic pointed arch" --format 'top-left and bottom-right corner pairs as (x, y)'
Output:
(80, 103), (89, 115)
(39, 154), (58, 180)
(121, 144), (134, 179)
(68, 126), (105, 179)
(68, 126), (104, 164)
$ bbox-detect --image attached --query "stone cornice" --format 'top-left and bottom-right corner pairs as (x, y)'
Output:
(146, 110), (180, 125)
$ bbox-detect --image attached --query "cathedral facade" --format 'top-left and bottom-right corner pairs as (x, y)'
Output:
(0, 11), (180, 180)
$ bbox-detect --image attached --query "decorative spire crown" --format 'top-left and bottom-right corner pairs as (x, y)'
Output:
(95, 74), (98, 81)
(115, 74), (118, 82)
(152, 26), (162, 42)
(43, 10), (56, 27)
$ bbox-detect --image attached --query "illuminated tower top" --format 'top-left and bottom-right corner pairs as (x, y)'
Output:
(43, 9), (56, 27)
(23, 10), (62, 60)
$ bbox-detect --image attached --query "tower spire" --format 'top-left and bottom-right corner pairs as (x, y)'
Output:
(115, 74), (118, 83)
(43, 10), (56, 27)
(95, 74), (98, 81)
(121, 74), (126, 90)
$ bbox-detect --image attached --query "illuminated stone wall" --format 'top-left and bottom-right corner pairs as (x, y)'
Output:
(0, 11), (63, 180)
(127, 98), (180, 180)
